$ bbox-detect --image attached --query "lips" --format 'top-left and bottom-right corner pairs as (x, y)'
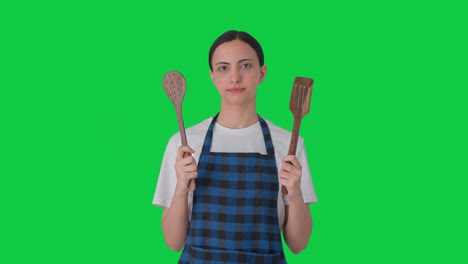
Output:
(226, 87), (245, 93)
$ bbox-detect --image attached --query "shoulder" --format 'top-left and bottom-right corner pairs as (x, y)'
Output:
(187, 117), (212, 135)
(167, 117), (212, 149)
(263, 118), (305, 157)
(264, 119), (291, 139)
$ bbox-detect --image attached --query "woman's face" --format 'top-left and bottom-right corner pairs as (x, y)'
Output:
(210, 39), (267, 107)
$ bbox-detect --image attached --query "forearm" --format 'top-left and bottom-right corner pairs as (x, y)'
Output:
(162, 190), (190, 251)
(282, 194), (312, 254)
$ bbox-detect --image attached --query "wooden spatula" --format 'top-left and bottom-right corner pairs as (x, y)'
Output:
(282, 77), (314, 196)
(162, 71), (196, 192)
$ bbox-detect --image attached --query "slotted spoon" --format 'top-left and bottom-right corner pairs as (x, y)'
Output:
(282, 77), (314, 195)
(162, 71), (196, 192)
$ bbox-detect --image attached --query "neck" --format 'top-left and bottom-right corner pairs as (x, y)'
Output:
(217, 102), (258, 129)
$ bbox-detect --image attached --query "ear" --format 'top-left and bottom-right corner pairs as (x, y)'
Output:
(258, 65), (267, 84)
(209, 70), (215, 83)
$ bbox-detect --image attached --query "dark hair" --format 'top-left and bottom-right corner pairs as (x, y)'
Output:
(208, 30), (264, 71)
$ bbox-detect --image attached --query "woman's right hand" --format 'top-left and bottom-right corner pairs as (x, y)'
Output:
(174, 146), (198, 193)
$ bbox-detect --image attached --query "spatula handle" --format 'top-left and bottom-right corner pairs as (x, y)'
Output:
(287, 115), (302, 156)
(282, 115), (303, 196)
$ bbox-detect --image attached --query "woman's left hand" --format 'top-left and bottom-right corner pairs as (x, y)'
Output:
(279, 155), (303, 197)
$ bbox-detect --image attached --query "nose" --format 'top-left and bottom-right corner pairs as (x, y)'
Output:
(229, 67), (242, 84)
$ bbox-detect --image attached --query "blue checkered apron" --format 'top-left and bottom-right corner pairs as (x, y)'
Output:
(179, 114), (286, 264)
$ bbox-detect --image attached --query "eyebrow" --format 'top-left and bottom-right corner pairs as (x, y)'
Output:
(215, 58), (254, 65)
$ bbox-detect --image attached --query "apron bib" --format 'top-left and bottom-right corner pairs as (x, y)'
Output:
(179, 114), (286, 264)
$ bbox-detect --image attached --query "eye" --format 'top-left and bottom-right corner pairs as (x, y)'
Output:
(218, 65), (228, 72)
(241, 63), (251, 69)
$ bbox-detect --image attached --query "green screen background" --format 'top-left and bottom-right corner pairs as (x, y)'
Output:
(1, 0), (467, 263)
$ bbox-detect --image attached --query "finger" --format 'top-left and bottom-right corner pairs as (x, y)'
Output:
(278, 170), (291, 180)
(279, 166), (301, 183)
(283, 155), (302, 170)
(281, 163), (301, 178)
(281, 162), (294, 173)
(283, 155), (301, 167)
(177, 146), (196, 159)
(176, 156), (195, 167)
(177, 146), (195, 160)
(182, 171), (198, 180)
(279, 174), (300, 190)
(183, 164), (198, 173)
(278, 177), (291, 188)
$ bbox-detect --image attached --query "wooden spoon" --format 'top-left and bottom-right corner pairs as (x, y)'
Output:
(162, 71), (195, 192)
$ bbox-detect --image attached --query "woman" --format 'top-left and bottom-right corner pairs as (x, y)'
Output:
(153, 30), (318, 263)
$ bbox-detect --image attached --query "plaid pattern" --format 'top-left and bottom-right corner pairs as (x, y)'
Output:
(179, 114), (286, 264)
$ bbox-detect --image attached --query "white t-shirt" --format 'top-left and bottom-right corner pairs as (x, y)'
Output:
(152, 117), (318, 229)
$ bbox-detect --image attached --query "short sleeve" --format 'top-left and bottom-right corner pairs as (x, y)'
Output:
(297, 142), (318, 204)
(152, 137), (178, 208)
(279, 138), (318, 206)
